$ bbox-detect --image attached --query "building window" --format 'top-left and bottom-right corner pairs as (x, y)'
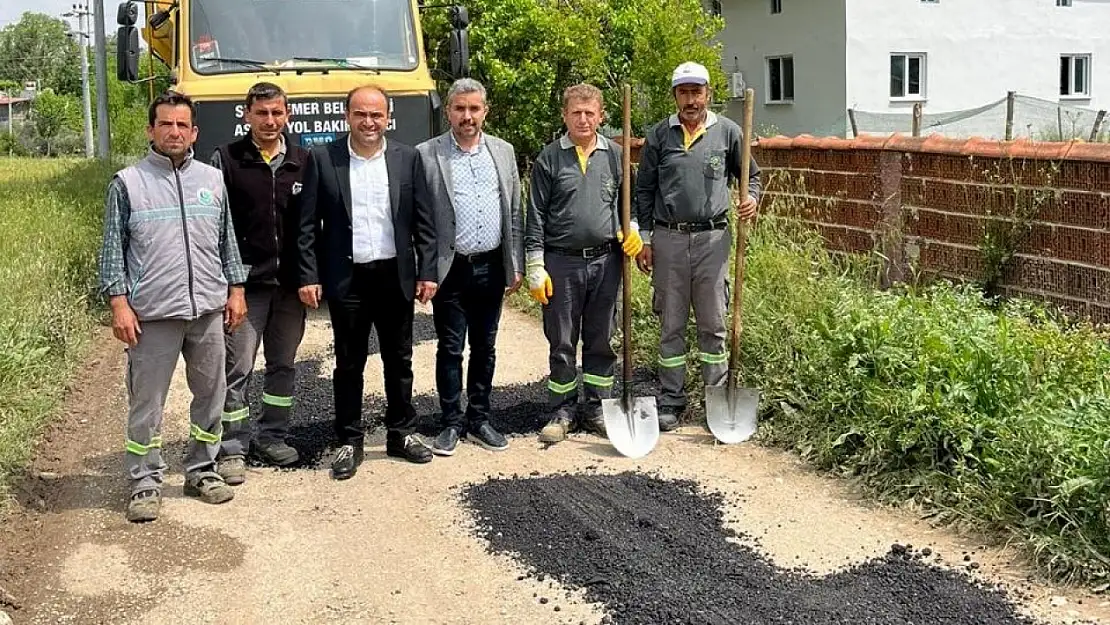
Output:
(771, 0), (782, 14)
(767, 55), (794, 103)
(710, 0), (721, 16)
(890, 53), (926, 99)
(1056, 0), (1072, 6)
(1060, 54), (1091, 98)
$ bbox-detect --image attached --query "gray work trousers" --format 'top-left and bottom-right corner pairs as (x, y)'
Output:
(542, 248), (621, 413)
(124, 311), (225, 495)
(221, 285), (306, 457)
(652, 226), (731, 411)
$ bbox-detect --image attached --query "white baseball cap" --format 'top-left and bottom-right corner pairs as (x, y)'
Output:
(671, 61), (710, 87)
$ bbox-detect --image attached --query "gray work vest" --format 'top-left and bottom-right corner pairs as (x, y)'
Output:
(116, 149), (230, 321)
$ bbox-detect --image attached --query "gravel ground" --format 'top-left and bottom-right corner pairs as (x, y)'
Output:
(463, 472), (1040, 625)
(3, 303), (1108, 625)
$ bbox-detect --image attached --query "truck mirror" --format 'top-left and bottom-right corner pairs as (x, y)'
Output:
(450, 5), (469, 28)
(149, 8), (172, 30)
(449, 28), (469, 78)
(116, 1), (138, 26)
(117, 26), (140, 81)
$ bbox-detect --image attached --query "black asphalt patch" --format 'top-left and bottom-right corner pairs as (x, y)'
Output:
(461, 472), (1040, 625)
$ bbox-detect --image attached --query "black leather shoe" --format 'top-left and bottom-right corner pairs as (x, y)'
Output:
(469, 422), (509, 451)
(330, 444), (363, 480)
(432, 426), (461, 456)
(386, 434), (433, 464)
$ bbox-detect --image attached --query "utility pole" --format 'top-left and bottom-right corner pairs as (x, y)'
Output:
(63, 2), (94, 157)
(93, 0), (111, 159)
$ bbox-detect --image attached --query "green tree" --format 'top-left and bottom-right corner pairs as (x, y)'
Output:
(423, 0), (725, 163)
(0, 12), (82, 97)
(28, 88), (82, 155)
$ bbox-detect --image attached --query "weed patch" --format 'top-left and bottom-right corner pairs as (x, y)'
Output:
(0, 157), (117, 500)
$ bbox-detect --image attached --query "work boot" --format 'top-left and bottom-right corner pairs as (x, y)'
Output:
(218, 454), (247, 486)
(432, 426), (462, 456)
(126, 489), (161, 523)
(658, 407), (680, 432)
(184, 473), (235, 504)
(469, 422), (509, 451)
(539, 412), (574, 443)
(578, 406), (607, 438)
(252, 441), (299, 466)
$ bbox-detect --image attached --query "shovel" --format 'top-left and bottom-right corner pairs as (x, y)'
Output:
(706, 88), (760, 445)
(603, 83), (660, 459)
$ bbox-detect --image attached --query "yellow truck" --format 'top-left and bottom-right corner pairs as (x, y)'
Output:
(115, 0), (469, 159)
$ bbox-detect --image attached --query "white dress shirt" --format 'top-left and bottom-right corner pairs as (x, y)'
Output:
(348, 137), (395, 263)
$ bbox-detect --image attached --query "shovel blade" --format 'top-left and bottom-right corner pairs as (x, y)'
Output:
(602, 396), (660, 458)
(705, 385), (760, 444)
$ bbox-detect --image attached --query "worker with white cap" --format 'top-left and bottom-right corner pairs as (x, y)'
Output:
(634, 61), (762, 431)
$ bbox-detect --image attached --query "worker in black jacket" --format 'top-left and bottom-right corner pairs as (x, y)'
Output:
(210, 82), (312, 484)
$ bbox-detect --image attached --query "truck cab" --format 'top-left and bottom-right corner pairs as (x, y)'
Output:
(116, 0), (469, 159)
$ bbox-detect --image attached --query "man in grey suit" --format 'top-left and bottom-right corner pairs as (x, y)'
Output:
(416, 78), (524, 456)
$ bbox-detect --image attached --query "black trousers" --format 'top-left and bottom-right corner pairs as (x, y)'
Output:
(431, 249), (506, 430)
(327, 259), (416, 447)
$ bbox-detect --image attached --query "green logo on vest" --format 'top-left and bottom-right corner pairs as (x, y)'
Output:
(197, 188), (214, 205)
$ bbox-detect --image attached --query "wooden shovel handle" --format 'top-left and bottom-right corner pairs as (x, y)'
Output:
(728, 89), (755, 383)
(621, 83), (633, 408)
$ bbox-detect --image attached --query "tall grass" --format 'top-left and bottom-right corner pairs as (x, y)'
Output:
(0, 158), (117, 498)
(742, 210), (1110, 582)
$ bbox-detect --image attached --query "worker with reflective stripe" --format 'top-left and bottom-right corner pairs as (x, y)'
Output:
(210, 82), (311, 484)
(634, 62), (762, 431)
(98, 91), (248, 523)
(525, 83), (643, 443)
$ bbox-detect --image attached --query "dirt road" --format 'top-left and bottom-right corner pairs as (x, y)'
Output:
(2, 304), (1109, 624)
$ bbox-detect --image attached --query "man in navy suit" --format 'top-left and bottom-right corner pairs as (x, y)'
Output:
(298, 85), (438, 480)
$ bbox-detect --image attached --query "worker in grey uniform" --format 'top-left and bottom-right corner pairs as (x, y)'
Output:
(98, 91), (248, 522)
(634, 61), (761, 431)
(526, 83), (644, 443)
(210, 82), (311, 484)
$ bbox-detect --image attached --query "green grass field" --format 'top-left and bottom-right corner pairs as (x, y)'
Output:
(0, 157), (117, 500)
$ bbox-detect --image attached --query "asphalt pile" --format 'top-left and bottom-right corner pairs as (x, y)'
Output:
(461, 472), (1041, 625)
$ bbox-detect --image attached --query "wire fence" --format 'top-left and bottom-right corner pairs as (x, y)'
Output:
(849, 94), (1108, 142)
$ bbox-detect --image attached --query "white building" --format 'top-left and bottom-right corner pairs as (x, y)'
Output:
(716, 0), (1110, 140)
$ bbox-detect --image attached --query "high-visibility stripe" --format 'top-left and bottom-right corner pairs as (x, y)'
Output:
(125, 436), (163, 456)
(699, 351), (728, 365)
(262, 393), (293, 407)
(547, 378), (578, 394)
(582, 373), (614, 388)
(221, 407), (249, 422)
(658, 354), (686, 368)
(190, 423), (221, 444)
